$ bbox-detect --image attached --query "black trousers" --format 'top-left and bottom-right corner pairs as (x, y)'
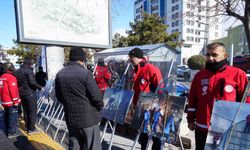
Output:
(195, 129), (208, 150)
(68, 124), (102, 150)
(4, 106), (18, 135)
(139, 132), (161, 150)
(21, 94), (37, 131)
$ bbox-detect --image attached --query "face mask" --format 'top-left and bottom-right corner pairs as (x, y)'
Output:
(205, 59), (228, 72)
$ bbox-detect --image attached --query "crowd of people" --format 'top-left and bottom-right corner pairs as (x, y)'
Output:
(0, 42), (249, 150)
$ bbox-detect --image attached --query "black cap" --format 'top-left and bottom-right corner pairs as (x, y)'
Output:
(23, 58), (32, 65)
(69, 47), (87, 61)
(128, 48), (144, 59)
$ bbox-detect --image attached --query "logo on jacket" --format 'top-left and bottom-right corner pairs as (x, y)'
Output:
(141, 78), (145, 84)
(201, 78), (209, 95)
(202, 86), (208, 95)
(12, 82), (16, 86)
(224, 85), (233, 93)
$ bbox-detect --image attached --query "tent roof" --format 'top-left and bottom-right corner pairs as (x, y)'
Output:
(95, 43), (180, 56)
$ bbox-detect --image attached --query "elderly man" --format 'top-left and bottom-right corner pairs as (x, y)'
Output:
(55, 47), (103, 150)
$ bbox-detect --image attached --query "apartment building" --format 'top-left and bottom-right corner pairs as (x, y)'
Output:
(134, 0), (223, 65)
(214, 24), (249, 56)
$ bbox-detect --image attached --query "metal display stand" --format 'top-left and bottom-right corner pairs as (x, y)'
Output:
(101, 63), (131, 150)
(131, 59), (185, 150)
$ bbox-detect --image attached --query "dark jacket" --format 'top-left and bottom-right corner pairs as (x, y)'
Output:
(14, 65), (42, 96)
(55, 62), (103, 128)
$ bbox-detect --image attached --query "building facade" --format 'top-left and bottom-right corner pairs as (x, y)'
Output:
(214, 24), (249, 56)
(134, 0), (223, 65)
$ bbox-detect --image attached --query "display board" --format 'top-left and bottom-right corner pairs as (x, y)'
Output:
(101, 88), (134, 124)
(205, 101), (250, 150)
(125, 94), (186, 143)
(15, 0), (111, 48)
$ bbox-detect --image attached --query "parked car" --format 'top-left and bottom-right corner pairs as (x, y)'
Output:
(177, 65), (191, 79)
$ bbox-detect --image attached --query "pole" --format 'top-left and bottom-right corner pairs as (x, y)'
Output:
(230, 44), (234, 66)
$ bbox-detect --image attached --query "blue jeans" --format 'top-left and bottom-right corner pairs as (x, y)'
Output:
(4, 106), (19, 135)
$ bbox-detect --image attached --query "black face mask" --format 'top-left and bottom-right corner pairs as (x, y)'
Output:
(205, 59), (228, 72)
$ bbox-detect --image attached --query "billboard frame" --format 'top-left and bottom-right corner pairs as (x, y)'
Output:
(14, 0), (112, 49)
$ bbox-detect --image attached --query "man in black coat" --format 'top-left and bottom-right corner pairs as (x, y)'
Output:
(15, 58), (42, 134)
(55, 47), (103, 150)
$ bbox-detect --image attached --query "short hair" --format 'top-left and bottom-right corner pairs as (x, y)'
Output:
(38, 66), (43, 70)
(4, 62), (15, 72)
(207, 42), (226, 52)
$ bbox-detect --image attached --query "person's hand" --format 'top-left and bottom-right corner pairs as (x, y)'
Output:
(188, 122), (196, 131)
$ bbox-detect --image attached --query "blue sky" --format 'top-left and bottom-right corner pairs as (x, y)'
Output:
(0, 0), (134, 48)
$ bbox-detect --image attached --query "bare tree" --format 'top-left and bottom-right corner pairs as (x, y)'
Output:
(189, 0), (250, 53)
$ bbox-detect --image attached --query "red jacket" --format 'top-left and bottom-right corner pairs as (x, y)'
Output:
(0, 72), (21, 107)
(94, 66), (111, 94)
(132, 61), (163, 105)
(187, 65), (250, 131)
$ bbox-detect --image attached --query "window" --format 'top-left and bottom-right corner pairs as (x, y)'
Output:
(172, 29), (179, 33)
(241, 27), (245, 32)
(176, 20), (179, 26)
(136, 7), (141, 13)
(172, 13), (179, 19)
(136, 15), (140, 20)
(195, 38), (200, 43)
(186, 36), (194, 41)
(215, 32), (218, 37)
(187, 4), (190, 8)
(172, 0), (178, 3)
(240, 37), (244, 42)
(151, 0), (158, 3)
(215, 25), (218, 30)
(195, 30), (201, 35)
(172, 5), (179, 11)
(172, 22), (175, 27)
(186, 20), (190, 25)
(198, 23), (201, 28)
(151, 5), (158, 11)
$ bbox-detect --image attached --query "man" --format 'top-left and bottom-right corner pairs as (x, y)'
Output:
(15, 58), (42, 135)
(35, 66), (47, 87)
(187, 42), (250, 150)
(94, 58), (112, 94)
(0, 62), (21, 138)
(55, 47), (103, 150)
(128, 48), (163, 150)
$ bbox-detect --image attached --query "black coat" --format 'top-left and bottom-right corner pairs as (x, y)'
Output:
(15, 65), (42, 96)
(55, 62), (103, 128)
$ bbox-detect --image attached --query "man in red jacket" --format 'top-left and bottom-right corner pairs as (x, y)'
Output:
(187, 42), (250, 150)
(0, 62), (21, 138)
(128, 48), (163, 150)
(94, 58), (111, 94)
